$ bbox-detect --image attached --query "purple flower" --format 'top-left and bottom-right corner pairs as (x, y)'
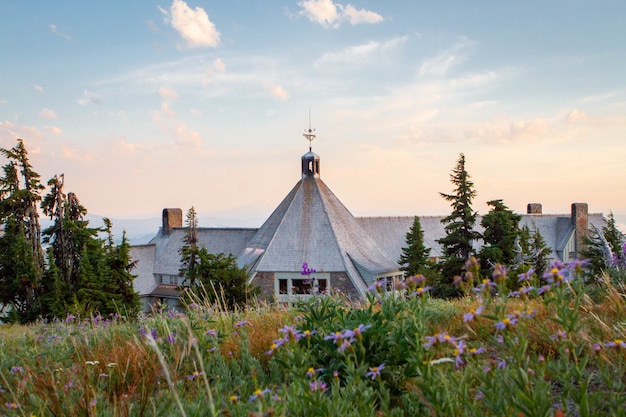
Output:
(604, 339), (625, 349)
(492, 264), (508, 284)
(186, 371), (203, 380)
(550, 330), (567, 342)
(425, 332), (455, 348)
(365, 363), (385, 380)
(234, 320), (250, 328)
(409, 286), (431, 298)
(567, 259), (589, 274)
(453, 340), (467, 367)
(278, 325), (303, 342)
(367, 280), (384, 294)
(167, 333), (176, 344)
(150, 328), (158, 340)
(473, 279), (496, 294)
(338, 339), (353, 352)
(349, 324), (372, 340)
(248, 388), (271, 402)
(5, 402), (18, 410)
(99, 373), (109, 378)
(65, 314), (76, 323)
(468, 346), (486, 356)
(497, 359), (507, 369)
(309, 381), (328, 392)
(463, 305), (484, 323)
(537, 284), (552, 295)
(494, 317), (517, 331)
(206, 329), (218, 337)
(10, 366), (23, 374)
(518, 268), (535, 282)
(301, 262), (316, 275)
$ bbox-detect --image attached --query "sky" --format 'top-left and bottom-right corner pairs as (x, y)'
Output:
(1, 0), (625, 228)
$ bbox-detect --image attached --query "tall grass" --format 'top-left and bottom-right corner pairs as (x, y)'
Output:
(0, 261), (625, 416)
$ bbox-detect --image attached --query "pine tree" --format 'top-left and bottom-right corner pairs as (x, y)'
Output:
(0, 139), (45, 322)
(179, 206), (259, 309)
(398, 216), (431, 276)
(527, 224), (551, 276)
(437, 153), (481, 284)
(102, 219), (140, 318)
(179, 206), (200, 285)
(42, 177), (99, 299)
(603, 212), (625, 265)
(479, 199), (521, 270)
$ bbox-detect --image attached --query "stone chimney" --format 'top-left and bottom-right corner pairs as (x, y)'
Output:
(527, 203), (542, 214)
(571, 203), (589, 257)
(162, 208), (183, 236)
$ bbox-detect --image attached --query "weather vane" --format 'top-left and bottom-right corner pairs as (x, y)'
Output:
(303, 108), (316, 151)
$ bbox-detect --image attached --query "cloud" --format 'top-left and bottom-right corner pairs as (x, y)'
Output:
(160, 0), (220, 48)
(317, 41), (380, 65)
(174, 123), (203, 146)
(0, 121), (42, 142)
(78, 90), (103, 106)
(49, 24), (71, 40)
(152, 99), (203, 147)
(343, 4), (383, 25)
(464, 117), (551, 144)
(418, 39), (473, 77)
(566, 108), (626, 127)
(267, 84), (289, 100)
(316, 35), (407, 66)
(212, 58), (226, 72)
(203, 58), (227, 84)
(159, 86), (180, 100)
(45, 125), (62, 135)
(0, 98), (6, 105)
(33, 85), (44, 93)
(298, 0), (382, 28)
(40, 108), (58, 120)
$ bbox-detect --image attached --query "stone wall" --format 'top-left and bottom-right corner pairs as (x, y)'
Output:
(252, 272), (275, 302)
(331, 272), (360, 299)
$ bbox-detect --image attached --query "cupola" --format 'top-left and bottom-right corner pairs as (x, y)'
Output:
(301, 151), (320, 179)
(301, 125), (320, 179)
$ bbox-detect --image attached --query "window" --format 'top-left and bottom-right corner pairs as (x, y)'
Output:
(275, 272), (330, 300)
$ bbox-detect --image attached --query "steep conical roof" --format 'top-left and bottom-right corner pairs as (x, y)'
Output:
(238, 151), (400, 296)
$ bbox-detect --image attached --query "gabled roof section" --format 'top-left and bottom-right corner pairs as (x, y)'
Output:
(151, 227), (257, 276)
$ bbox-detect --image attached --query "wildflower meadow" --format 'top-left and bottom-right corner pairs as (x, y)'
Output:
(1, 260), (625, 416)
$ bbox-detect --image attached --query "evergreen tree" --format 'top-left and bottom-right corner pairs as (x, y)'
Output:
(580, 227), (609, 277)
(179, 207), (200, 284)
(0, 139), (45, 322)
(437, 153), (481, 285)
(101, 219), (140, 317)
(580, 212), (625, 276)
(179, 206), (258, 310)
(603, 212), (625, 265)
(479, 199), (521, 271)
(41, 178), (139, 318)
(531, 226), (552, 277)
(41, 177), (99, 303)
(398, 216), (431, 276)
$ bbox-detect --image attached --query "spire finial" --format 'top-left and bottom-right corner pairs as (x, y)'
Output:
(303, 108), (316, 152)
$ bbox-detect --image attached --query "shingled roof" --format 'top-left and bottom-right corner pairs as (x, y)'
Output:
(240, 151), (400, 294)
